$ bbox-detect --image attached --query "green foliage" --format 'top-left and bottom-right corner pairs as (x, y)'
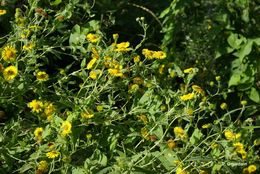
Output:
(0, 1), (259, 174)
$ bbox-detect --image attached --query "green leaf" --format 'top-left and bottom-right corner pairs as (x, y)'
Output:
(50, 0), (62, 6)
(227, 33), (244, 49)
(228, 74), (240, 87)
(190, 128), (203, 145)
(238, 40), (253, 61)
(249, 87), (260, 103)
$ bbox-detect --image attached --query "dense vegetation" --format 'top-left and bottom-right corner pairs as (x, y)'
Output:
(0, 0), (259, 173)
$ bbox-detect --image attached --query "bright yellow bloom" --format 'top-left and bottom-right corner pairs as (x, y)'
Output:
(28, 100), (43, 113)
(23, 42), (35, 51)
(153, 51), (167, 59)
(133, 55), (140, 63)
(81, 110), (94, 119)
(86, 58), (97, 70)
(34, 127), (43, 142)
(176, 167), (188, 174)
(115, 42), (130, 52)
(0, 9), (7, 16)
(36, 71), (49, 81)
(183, 68), (194, 73)
(61, 121), (72, 136)
(1, 45), (17, 62)
(167, 139), (177, 150)
(37, 160), (48, 173)
(86, 33), (100, 43)
(142, 49), (166, 59)
(3, 65), (18, 81)
(224, 130), (241, 140)
(233, 142), (244, 151)
(247, 165), (257, 173)
(89, 69), (101, 80)
(174, 127), (187, 139)
(46, 150), (60, 159)
(180, 93), (195, 101)
(108, 68), (123, 77)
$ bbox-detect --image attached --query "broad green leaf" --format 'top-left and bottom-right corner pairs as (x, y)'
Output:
(190, 128), (203, 145)
(249, 87), (260, 103)
(228, 74), (240, 87)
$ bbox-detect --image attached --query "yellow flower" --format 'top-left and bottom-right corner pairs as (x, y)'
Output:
(0, 9), (7, 16)
(153, 51), (167, 59)
(34, 127), (43, 142)
(44, 102), (55, 117)
(81, 110), (94, 119)
(142, 49), (154, 59)
(167, 139), (177, 150)
(233, 142), (244, 151)
(3, 65), (18, 81)
(133, 55), (140, 63)
(220, 102), (227, 110)
(61, 121), (72, 137)
(86, 33), (100, 43)
(115, 42), (130, 52)
(176, 167), (188, 174)
(247, 165), (257, 173)
(89, 69), (101, 80)
(28, 100), (43, 113)
(1, 45), (17, 62)
(180, 93), (195, 101)
(36, 71), (49, 81)
(108, 68), (123, 77)
(174, 127), (187, 139)
(170, 70), (175, 78)
(183, 68), (194, 73)
(46, 150), (60, 159)
(23, 42), (35, 51)
(86, 58), (97, 70)
(224, 130), (241, 140)
(37, 160), (48, 173)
